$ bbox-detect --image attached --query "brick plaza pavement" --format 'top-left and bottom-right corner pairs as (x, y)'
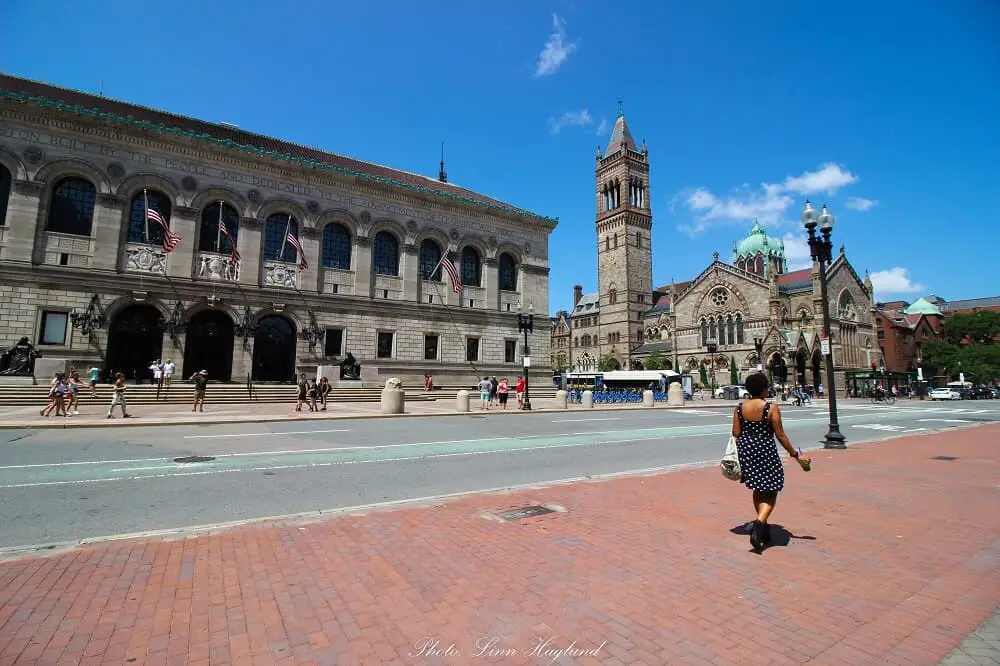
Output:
(1, 425), (997, 665)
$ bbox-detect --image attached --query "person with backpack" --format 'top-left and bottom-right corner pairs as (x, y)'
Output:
(189, 370), (208, 412)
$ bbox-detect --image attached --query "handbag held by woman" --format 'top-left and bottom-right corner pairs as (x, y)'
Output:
(721, 435), (741, 481)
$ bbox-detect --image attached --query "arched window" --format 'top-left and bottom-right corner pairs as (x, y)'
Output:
(199, 202), (240, 253)
(419, 239), (442, 280)
(47, 177), (96, 236)
(373, 231), (399, 276)
(709, 318), (717, 342)
(264, 214), (299, 263)
(605, 237), (610, 252)
(609, 289), (617, 305)
(736, 314), (745, 344)
(127, 190), (172, 244)
(0, 165), (10, 226)
(755, 254), (764, 274)
(717, 316), (726, 345)
(321, 223), (352, 269)
(460, 246), (481, 287)
(498, 252), (517, 291)
(727, 316), (735, 345)
(701, 319), (708, 346)
(736, 258), (745, 271)
(574, 337), (579, 347)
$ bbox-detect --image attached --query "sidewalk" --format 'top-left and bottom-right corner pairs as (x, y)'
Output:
(0, 396), (812, 430)
(1, 424), (996, 665)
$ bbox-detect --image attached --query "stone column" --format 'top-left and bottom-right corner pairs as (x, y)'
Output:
(483, 257), (498, 310)
(2, 180), (43, 262)
(239, 218), (262, 288)
(354, 237), (373, 298)
(91, 193), (126, 271)
(168, 206), (198, 280)
(401, 243), (419, 302)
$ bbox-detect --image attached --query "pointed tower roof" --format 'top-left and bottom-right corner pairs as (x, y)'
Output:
(902, 297), (943, 317)
(606, 102), (637, 155)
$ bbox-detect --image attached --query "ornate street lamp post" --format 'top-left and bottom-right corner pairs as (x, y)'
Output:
(753, 337), (764, 372)
(299, 310), (325, 350)
(70, 295), (106, 337)
(801, 200), (846, 449)
(517, 302), (534, 410)
(706, 338), (718, 395)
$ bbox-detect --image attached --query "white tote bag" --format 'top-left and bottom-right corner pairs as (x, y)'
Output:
(720, 435), (741, 481)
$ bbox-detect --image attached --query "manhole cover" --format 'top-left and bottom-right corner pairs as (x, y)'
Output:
(469, 415), (486, 419)
(495, 505), (555, 521)
(173, 456), (216, 464)
(931, 456), (957, 461)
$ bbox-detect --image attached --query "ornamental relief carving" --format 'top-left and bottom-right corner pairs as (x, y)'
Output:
(691, 281), (751, 321)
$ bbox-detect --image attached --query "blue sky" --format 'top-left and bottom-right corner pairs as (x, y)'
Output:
(3, 0), (997, 312)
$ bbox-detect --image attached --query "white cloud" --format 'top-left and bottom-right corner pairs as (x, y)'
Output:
(596, 118), (609, 136)
(675, 163), (862, 236)
(869, 268), (924, 297)
(548, 109), (592, 135)
(534, 14), (577, 78)
(780, 233), (813, 271)
(782, 163), (858, 195)
(846, 197), (878, 212)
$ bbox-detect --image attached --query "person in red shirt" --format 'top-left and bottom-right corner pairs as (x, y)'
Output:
(515, 376), (526, 409)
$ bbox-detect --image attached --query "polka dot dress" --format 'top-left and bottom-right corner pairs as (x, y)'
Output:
(735, 401), (784, 492)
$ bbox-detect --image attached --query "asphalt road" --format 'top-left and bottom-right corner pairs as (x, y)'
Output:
(1, 401), (998, 550)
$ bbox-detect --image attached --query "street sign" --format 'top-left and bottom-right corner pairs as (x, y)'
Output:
(523, 356), (532, 368)
(820, 336), (830, 356)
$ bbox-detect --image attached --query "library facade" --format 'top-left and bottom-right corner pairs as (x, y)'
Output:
(0, 75), (555, 385)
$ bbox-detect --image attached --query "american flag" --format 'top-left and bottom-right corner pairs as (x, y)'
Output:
(219, 221), (241, 262)
(146, 208), (181, 253)
(285, 231), (308, 269)
(440, 257), (463, 294)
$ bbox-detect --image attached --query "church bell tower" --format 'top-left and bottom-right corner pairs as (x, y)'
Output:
(595, 104), (653, 368)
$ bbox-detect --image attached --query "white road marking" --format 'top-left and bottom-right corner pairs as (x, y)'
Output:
(916, 419), (972, 423)
(183, 428), (352, 439)
(550, 417), (621, 423)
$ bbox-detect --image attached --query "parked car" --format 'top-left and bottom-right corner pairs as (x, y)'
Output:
(714, 385), (750, 399)
(928, 387), (961, 401)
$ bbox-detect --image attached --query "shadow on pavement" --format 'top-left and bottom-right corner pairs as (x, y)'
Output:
(729, 522), (817, 548)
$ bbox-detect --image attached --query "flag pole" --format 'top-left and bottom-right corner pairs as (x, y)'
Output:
(279, 214), (290, 263)
(143, 189), (150, 244)
(215, 201), (223, 253)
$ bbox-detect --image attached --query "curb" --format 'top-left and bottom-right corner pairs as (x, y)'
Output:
(0, 400), (775, 430)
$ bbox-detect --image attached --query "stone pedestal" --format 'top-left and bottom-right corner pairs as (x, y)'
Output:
(642, 390), (655, 407)
(34, 358), (70, 379)
(380, 378), (405, 414)
(554, 390), (567, 409)
(581, 390), (594, 409)
(668, 382), (685, 407)
(316, 365), (338, 381)
(455, 390), (470, 412)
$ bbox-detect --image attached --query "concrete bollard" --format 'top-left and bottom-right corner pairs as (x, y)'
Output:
(667, 382), (685, 407)
(554, 390), (568, 409)
(380, 378), (405, 414)
(581, 390), (594, 409)
(642, 390), (655, 407)
(455, 389), (470, 412)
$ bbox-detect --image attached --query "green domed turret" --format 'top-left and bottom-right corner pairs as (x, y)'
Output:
(733, 220), (786, 276)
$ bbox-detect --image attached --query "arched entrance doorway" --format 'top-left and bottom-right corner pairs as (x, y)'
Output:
(811, 349), (823, 388)
(183, 310), (235, 382)
(768, 353), (787, 385)
(252, 315), (297, 383)
(795, 349), (808, 387)
(106, 304), (163, 383)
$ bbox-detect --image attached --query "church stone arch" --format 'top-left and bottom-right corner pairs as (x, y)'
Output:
(33, 158), (113, 193)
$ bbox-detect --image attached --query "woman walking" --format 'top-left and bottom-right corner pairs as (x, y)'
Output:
(65, 371), (84, 416)
(497, 377), (510, 409)
(318, 377), (331, 411)
(731, 372), (811, 552)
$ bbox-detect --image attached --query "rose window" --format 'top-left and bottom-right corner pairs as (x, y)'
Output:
(710, 288), (729, 307)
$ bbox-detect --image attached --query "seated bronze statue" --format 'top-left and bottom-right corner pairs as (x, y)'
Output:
(339, 352), (361, 380)
(0, 337), (41, 376)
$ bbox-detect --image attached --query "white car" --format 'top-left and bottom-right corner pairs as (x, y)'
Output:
(715, 385), (751, 399)
(928, 388), (961, 401)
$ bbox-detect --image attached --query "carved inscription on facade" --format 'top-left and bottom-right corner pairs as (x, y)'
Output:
(0, 123), (541, 245)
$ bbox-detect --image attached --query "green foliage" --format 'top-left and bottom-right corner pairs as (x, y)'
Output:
(644, 351), (667, 370)
(942, 311), (1000, 345)
(699, 362), (709, 387)
(730, 356), (739, 386)
(922, 339), (1000, 383)
(598, 355), (621, 372)
(552, 356), (568, 373)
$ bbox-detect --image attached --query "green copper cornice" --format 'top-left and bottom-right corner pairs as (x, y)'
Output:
(0, 89), (558, 225)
